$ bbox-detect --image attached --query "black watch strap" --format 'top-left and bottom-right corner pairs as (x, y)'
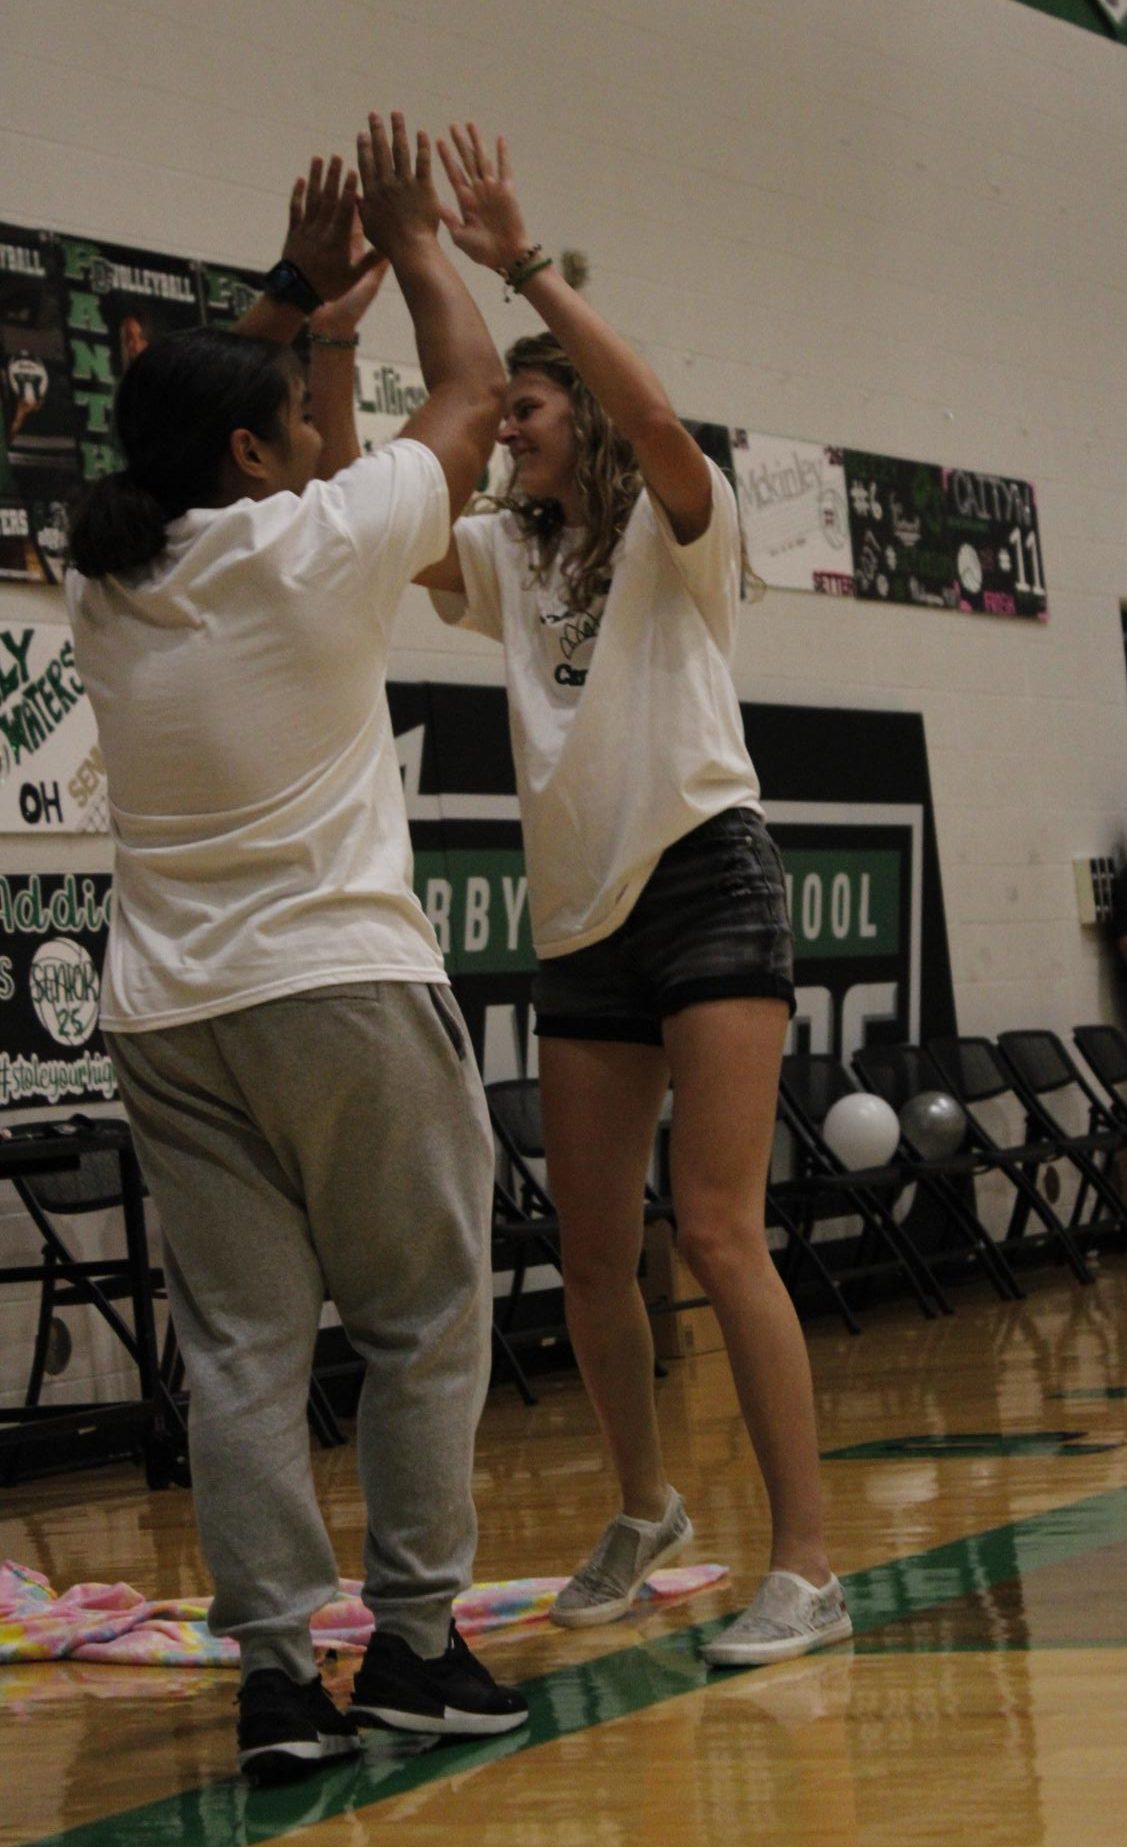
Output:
(263, 259), (322, 314)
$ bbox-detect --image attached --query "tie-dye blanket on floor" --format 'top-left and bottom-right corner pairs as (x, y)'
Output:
(0, 1559), (728, 1667)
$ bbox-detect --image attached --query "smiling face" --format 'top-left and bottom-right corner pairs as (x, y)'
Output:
(499, 368), (580, 512)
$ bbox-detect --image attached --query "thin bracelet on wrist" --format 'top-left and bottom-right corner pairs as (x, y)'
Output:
(500, 244), (552, 300)
(308, 332), (360, 349)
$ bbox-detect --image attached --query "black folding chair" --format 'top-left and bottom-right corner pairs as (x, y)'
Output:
(485, 1079), (567, 1406)
(927, 1037), (1095, 1284)
(10, 1137), (347, 1481)
(1073, 1022), (1127, 1127)
(851, 1042), (1023, 1301)
(485, 1077), (710, 1397)
(775, 1055), (952, 1323)
(995, 1030), (1127, 1251)
(1, 1121), (189, 1486)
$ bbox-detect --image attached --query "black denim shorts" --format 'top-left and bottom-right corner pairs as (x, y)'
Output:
(532, 807), (795, 1046)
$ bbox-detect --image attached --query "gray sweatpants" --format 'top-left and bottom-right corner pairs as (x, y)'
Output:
(106, 980), (494, 1681)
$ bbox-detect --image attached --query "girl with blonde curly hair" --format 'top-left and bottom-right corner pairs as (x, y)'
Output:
(422, 125), (851, 1668)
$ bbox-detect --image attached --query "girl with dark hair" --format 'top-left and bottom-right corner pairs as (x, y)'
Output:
(422, 126), (851, 1668)
(66, 123), (527, 1783)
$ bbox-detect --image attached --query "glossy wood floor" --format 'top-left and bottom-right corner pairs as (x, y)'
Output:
(3, 1255), (1126, 1846)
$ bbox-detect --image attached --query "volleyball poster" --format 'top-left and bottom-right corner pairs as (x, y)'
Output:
(843, 450), (953, 609)
(0, 223), (81, 585)
(197, 261), (265, 331)
(55, 232), (201, 483)
(731, 432), (854, 596)
(939, 464), (1048, 620)
(844, 450), (1048, 620)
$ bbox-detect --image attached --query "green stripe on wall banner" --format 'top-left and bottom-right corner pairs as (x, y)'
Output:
(1014, 0), (1127, 44)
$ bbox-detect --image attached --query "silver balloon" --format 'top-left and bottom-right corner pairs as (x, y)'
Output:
(899, 1090), (966, 1160)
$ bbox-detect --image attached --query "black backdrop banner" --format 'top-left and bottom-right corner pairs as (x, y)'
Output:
(387, 683), (956, 1076)
(0, 694), (954, 1108)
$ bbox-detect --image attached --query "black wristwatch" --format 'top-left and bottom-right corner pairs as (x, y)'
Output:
(263, 259), (322, 314)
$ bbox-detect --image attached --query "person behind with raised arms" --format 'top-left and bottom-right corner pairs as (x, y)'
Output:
(421, 125), (852, 1669)
(65, 118), (528, 1785)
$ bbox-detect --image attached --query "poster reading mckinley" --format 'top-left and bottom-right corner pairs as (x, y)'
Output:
(0, 623), (108, 833)
(0, 872), (117, 1109)
(731, 433), (854, 597)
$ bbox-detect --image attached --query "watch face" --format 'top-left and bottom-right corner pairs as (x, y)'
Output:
(266, 261), (320, 310)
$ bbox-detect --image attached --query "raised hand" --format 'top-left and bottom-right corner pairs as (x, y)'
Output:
(282, 155), (381, 304)
(437, 124), (529, 272)
(355, 112), (442, 256)
(308, 206), (389, 338)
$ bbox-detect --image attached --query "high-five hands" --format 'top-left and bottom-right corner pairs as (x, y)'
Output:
(436, 124), (530, 273)
(356, 112), (443, 256)
(282, 155), (384, 306)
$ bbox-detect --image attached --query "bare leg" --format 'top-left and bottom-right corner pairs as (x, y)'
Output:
(663, 996), (831, 1586)
(538, 1034), (671, 1522)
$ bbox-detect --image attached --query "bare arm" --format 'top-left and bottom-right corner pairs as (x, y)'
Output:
(414, 537), (465, 593)
(439, 125), (712, 545)
(357, 113), (504, 523)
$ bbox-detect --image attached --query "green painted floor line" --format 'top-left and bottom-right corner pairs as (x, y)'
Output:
(21, 1481), (1127, 1847)
(824, 1430), (1120, 1459)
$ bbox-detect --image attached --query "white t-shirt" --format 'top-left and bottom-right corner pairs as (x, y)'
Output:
(67, 440), (450, 1031)
(432, 458), (761, 957)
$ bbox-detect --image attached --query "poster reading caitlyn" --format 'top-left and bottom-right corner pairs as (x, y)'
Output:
(0, 872), (116, 1110)
(844, 449), (1048, 619)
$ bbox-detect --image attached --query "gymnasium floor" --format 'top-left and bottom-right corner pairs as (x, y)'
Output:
(2, 1256), (1125, 1846)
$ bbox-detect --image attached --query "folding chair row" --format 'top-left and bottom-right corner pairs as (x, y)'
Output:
(485, 1078), (709, 1399)
(3, 1123), (350, 1486)
(482, 1029), (1127, 1388)
(777, 1052), (1015, 1327)
(851, 1029), (1127, 1296)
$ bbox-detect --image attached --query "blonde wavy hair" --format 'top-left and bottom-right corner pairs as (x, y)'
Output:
(495, 332), (642, 616)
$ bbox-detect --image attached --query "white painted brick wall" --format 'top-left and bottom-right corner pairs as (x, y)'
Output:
(0, 0), (1124, 1399)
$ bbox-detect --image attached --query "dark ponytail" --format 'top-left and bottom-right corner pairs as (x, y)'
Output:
(67, 327), (299, 578)
(67, 473), (168, 578)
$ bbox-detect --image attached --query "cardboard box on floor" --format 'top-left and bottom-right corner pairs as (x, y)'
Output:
(641, 1218), (725, 1360)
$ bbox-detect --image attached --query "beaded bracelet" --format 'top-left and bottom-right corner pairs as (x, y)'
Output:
(308, 332), (360, 349)
(500, 244), (552, 300)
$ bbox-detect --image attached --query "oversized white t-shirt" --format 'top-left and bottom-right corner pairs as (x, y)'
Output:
(67, 440), (450, 1031)
(432, 458), (761, 957)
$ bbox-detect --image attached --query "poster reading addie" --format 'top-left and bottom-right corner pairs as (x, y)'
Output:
(0, 873), (116, 1109)
(731, 433), (854, 596)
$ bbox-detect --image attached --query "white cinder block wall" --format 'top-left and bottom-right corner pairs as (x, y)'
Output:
(1, 0), (1124, 1404)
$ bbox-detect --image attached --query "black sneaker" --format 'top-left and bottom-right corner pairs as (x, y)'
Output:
(237, 1669), (363, 1784)
(348, 1622), (529, 1737)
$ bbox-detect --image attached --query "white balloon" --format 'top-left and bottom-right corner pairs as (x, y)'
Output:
(823, 1092), (901, 1170)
